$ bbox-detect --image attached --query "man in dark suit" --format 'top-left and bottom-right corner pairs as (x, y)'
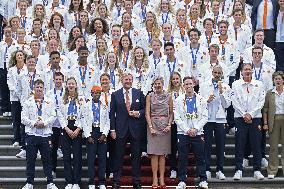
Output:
(251, 0), (280, 49)
(110, 72), (146, 189)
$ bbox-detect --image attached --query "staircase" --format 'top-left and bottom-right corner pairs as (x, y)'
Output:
(0, 116), (284, 189)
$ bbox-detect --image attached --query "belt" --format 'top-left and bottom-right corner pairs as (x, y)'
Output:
(151, 115), (168, 118)
(67, 115), (77, 120)
(92, 122), (100, 128)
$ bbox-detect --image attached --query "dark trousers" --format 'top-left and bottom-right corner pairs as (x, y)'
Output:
(204, 122), (225, 172)
(11, 101), (24, 144)
(275, 42), (284, 72)
(51, 127), (61, 172)
(244, 128), (267, 159)
(0, 14), (4, 40)
(264, 29), (276, 50)
(106, 134), (115, 175)
(61, 121), (82, 185)
(235, 118), (262, 171)
(113, 130), (142, 184)
(87, 127), (107, 185)
(168, 123), (177, 171)
(25, 135), (53, 185)
(177, 134), (207, 182)
(0, 68), (10, 112)
(226, 76), (236, 130)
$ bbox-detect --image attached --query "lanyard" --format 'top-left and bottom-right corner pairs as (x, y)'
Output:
(110, 69), (116, 89)
(141, 4), (146, 21)
(28, 72), (36, 90)
(54, 88), (63, 106)
(36, 99), (43, 117)
(123, 52), (129, 68)
(153, 57), (160, 69)
(147, 31), (152, 44)
(79, 66), (87, 86)
(162, 12), (169, 24)
(212, 80), (218, 90)
(166, 58), (176, 75)
(253, 63), (263, 80)
(186, 96), (197, 113)
(205, 32), (212, 48)
(92, 101), (100, 123)
(20, 17), (26, 28)
(68, 99), (77, 115)
(190, 44), (200, 67)
(43, 0), (48, 6)
(163, 36), (174, 43)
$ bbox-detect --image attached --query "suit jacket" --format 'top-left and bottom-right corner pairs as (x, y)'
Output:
(110, 87), (146, 139)
(263, 89), (284, 133)
(251, 0), (279, 31)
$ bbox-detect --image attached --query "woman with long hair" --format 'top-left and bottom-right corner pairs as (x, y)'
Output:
(188, 3), (203, 31)
(67, 35), (87, 66)
(65, 0), (84, 31)
(58, 77), (84, 189)
(67, 26), (83, 51)
(127, 46), (151, 95)
(146, 77), (173, 189)
(32, 4), (48, 32)
(117, 34), (133, 70)
(89, 38), (108, 71)
(173, 8), (191, 45)
(103, 52), (123, 91)
(78, 10), (90, 39)
(156, 0), (175, 26)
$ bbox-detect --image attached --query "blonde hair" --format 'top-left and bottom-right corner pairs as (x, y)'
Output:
(128, 47), (149, 71)
(144, 11), (161, 39)
(156, 0), (175, 16)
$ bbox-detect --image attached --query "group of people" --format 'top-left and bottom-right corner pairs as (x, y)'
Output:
(0, 0), (283, 189)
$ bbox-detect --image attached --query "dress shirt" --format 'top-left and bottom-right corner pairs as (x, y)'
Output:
(272, 88), (284, 114)
(123, 87), (132, 105)
(276, 11), (284, 42)
(257, 0), (274, 29)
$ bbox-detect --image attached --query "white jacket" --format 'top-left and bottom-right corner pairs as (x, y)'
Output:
(7, 66), (26, 101)
(231, 79), (265, 118)
(83, 99), (110, 137)
(21, 96), (56, 136)
(174, 93), (208, 135)
(199, 80), (231, 122)
(58, 96), (85, 129)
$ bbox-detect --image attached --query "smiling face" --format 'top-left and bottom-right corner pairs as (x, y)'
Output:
(26, 57), (36, 70)
(67, 78), (77, 93)
(34, 82), (44, 97)
(161, 0), (169, 12)
(107, 52), (117, 67)
(122, 74), (133, 89)
(241, 64), (253, 79)
(252, 48), (263, 62)
(189, 30), (200, 44)
(153, 79), (164, 92)
(212, 66), (223, 80)
(171, 73), (181, 87)
(121, 35), (130, 48)
(96, 38), (106, 50)
(273, 74), (284, 87)
(183, 78), (195, 94)
(15, 51), (25, 63)
(72, 27), (82, 38)
(54, 75), (64, 88)
(134, 48), (144, 61)
(218, 23), (228, 36)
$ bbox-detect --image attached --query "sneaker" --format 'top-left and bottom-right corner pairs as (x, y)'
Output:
(199, 181), (208, 189)
(228, 127), (235, 135)
(176, 181), (186, 189)
(261, 158), (268, 168)
(13, 142), (19, 147)
(170, 170), (177, 179)
(37, 151), (41, 158)
(141, 152), (148, 157)
(268, 174), (275, 179)
(57, 148), (63, 158)
(233, 170), (242, 180)
(22, 183), (33, 189)
(99, 185), (106, 189)
(16, 149), (26, 158)
(254, 171), (264, 180)
(72, 184), (80, 189)
(88, 185), (95, 189)
(64, 184), (73, 189)
(3, 112), (10, 117)
(242, 158), (249, 167)
(216, 171), (226, 180)
(47, 183), (58, 189)
(109, 172), (113, 178)
(205, 171), (211, 179)
(52, 171), (56, 179)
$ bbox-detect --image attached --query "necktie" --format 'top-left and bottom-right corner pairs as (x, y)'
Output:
(104, 92), (108, 107)
(263, 0), (268, 29)
(125, 90), (131, 112)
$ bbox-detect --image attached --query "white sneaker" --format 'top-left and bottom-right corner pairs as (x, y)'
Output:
(13, 142), (19, 147)
(141, 152), (148, 157)
(205, 171), (211, 179)
(261, 158), (268, 168)
(176, 181), (186, 189)
(99, 185), (106, 189)
(170, 170), (177, 179)
(109, 172), (113, 178)
(88, 185), (95, 189)
(254, 171), (264, 180)
(199, 181), (208, 189)
(242, 158), (249, 167)
(57, 148), (63, 158)
(47, 183), (58, 189)
(52, 171), (56, 179)
(16, 149), (26, 158)
(228, 127), (235, 135)
(22, 183), (33, 189)
(64, 184), (73, 189)
(233, 170), (242, 180)
(216, 171), (226, 180)
(268, 174), (275, 179)
(3, 112), (10, 117)
(72, 184), (80, 189)
(37, 151), (41, 158)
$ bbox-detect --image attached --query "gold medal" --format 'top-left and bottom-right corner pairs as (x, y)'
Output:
(38, 116), (42, 121)
(82, 82), (86, 88)
(221, 56), (226, 61)
(192, 64), (196, 69)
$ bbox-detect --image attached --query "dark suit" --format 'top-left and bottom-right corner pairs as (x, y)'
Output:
(110, 87), (146, 184)
(251, 0), (280, 49)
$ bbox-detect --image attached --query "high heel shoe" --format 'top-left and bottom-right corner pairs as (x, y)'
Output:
(151, 185), (159, 189)
(160, 185), (167, 189)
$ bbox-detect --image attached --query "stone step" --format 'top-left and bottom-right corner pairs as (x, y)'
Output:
(0, 117), (12, 125)
(0, 124), (13, 135)
(0, 135), (14, 145)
